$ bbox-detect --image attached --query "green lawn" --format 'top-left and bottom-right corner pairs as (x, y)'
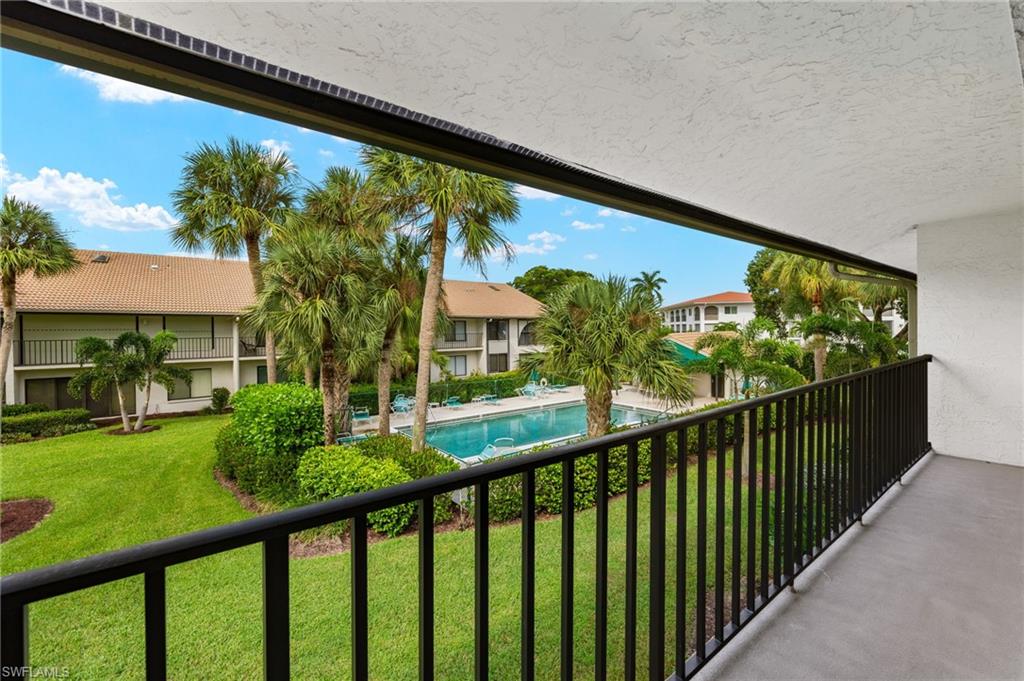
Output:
(1, 416), (782, 679)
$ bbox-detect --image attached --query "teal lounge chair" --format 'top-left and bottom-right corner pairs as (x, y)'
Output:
(443, 396), (463, 409)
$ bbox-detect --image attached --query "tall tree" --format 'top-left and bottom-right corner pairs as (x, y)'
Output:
(763, 253), (854, 381)
(0, 197), (78, 402)
(171, 137), (296, 384)
(690, 318), (805, 398)
(369, 233), (429, 435)
(248, 214), (369, 445)
(631, 270), (667, 305)
(520, 276), (693, 437)
(511, 265), (594, 303)
(363, 149), (519, 452)
(744, 248), (787, 334)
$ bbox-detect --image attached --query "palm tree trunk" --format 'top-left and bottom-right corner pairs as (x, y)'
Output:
(377, 333), (395, 436)
(134, 378), (152, 431)
(245, 237), (277, 384)
(811, 302), (826, 382)
(336, 358), (351, 435)
(304, 365), (315, 387)
(0, 276), (16, 404)
(412, 217), (448, 452)
(319, 341), (336, 446)
(585, 386), (612, 438)
(115, 382), (131, 433)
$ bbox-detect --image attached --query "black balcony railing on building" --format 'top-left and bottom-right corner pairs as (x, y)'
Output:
(238, 336), (267, 357)
(14, 337), (267, 366)
(0, 356), (931, 680)
(435, 332), (484, 350)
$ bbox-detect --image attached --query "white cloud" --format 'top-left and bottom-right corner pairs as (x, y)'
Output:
(0, 154), (24, 186)
(583, 253), (599, 261)
(294, 126), (313, 135)
(335, 136), (352, 146)
(621, 224), (637, 233)
(560, 206), (577, 217)
(511, 242), (553, 256)
(571, 220), (604, 231)
(597, 207), (631, 218)
(497, 230), (566, 261)
(318, 148), (335, 158)
(259, 139), (293, 156)
(514, 184), (560, 201)
(59, 65), (189, 104)
(527, 230), (566, 245)
(6, 166), (177, 232)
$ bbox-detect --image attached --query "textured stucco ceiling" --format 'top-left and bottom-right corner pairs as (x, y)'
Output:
(111, 1), (1024, 274)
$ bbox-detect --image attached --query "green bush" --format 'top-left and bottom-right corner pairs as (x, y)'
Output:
(2, 403), (48, 417)
(226, 384), (324, 500)
(297, 445), (414, 537)
(210, 387), (230, 414)
(1, 408), (91, 436)
(355, 435), (459, 524)
(1, 431), (33, 445)
(214, 422), (263, 492)
(40, 422), (97, 438)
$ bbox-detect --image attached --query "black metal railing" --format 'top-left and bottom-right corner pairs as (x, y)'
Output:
(0, 356), (932, 680)
(15, 337), (254, 365)
(435, 332), (484, 350)
(239, 336), (266, 357)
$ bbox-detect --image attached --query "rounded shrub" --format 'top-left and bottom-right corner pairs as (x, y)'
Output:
(1, 408), (91, 436)
(297, 445), (414, 537)
(354, 435), (459, 524)
(210, 387), (231, 414)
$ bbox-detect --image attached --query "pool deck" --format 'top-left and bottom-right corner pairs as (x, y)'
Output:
(353, 385), (721, 434)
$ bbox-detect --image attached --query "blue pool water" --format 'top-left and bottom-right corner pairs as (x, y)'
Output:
(402, 401), (655, 461)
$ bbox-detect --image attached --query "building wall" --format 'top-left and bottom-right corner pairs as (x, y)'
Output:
(917, 210), (1023, 467)
(663, 302), (756, 333)
(430, 317), (542, 380)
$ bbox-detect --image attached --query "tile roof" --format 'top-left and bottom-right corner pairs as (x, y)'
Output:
(666, 330), (738, 351)
(15, 250), (256, 315)
(441, 280), (543, 319)
(663, 291), (754, 308)
(13, 250), (545, 319)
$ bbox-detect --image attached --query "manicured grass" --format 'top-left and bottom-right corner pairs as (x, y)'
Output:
(1, 416), (784, 679)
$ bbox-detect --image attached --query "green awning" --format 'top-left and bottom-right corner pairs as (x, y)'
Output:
(666, 339), (705, 365)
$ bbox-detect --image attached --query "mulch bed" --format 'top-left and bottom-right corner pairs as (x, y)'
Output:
(106, 425), (161, 435)
(1, 498), (54, 542)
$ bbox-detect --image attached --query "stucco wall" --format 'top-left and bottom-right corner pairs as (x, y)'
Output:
(917, 210), (1023, 466)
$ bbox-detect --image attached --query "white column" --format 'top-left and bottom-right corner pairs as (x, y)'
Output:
(231, 317), (240, 392)
(4, 351), (15, 404)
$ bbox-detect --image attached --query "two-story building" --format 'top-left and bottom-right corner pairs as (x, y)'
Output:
(661, 291), (755, 333)
(432, 280), (543, 380)
(2, 251), (546, 417)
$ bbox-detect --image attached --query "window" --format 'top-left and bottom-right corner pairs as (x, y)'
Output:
(488, 353), (508, 373)
(446, 320), (467, 342)
(450, 355), (467, 376)
(694, 307), (701, 321)
(24, 376), (133, 418)
(257, 365), (268, 384)
(518, 322), (537, 346)
(169, 368), (213, 400)
(724, 305), (737, 315)
(704, 305), (719, 320)
(487, 319), (508, 341)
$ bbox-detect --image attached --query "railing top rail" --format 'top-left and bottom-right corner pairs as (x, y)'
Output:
(0, 354), (931, 604)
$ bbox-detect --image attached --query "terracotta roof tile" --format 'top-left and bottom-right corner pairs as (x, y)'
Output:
(441, 280), (543, 319)
(662, 290), (753, 308)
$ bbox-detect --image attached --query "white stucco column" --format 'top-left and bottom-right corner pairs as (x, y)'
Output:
(231, 317), (240, 392)
(4, 351), (15, 405)
(917, 209), (1023, 467)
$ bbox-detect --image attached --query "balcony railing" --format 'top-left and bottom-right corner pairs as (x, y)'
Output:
(435, 332), (484, 350)
(14, 337), (264, 366)
(0, 356), (932, 679)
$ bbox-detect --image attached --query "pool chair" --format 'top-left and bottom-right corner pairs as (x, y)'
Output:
(479, 438), (516, 459)
(351, 406), (371, 422)
(391, 396), (413, 414)
(336, 432), (372, 445)
(517, 383), (541, 399)
(442, 396), (464, 409)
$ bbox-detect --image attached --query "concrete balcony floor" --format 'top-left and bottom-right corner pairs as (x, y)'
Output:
(696, 453), (1024, 681)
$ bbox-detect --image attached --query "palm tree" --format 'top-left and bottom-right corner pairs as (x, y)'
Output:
(125, 331), (191, 431)
(690, 318), (805, 398)
(520, 276), (694, 437)
(362, 148), (519, 451)
(171, 137), (296, 384)
(368, 233), (429, 435)
(631, 270), (667, 305)
(0, 197), (78, 402)
(762, 253), (854, 381)
(247, 214), (369, 445)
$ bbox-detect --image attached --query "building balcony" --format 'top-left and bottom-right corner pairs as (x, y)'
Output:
(434, 332), (484, 351)
(13, 336), (264, 367)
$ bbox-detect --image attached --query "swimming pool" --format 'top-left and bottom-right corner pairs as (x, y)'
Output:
(400, 401), (657, 462)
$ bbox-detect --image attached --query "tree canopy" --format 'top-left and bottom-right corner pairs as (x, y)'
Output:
(510, 265), (595, 303)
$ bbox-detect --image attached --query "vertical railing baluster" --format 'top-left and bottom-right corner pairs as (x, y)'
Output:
(145, 568), (167, 681)
(474, 482), (489, 681)
(675, 428), (688, 678)
(730, 413), (742, 627)
(522, 470), (536, 681)
(351, 516), (368, 681)
(714, 420), (726, 642)
(1, 600), (28, 676)
(773, 401), (784, 588)
(825, 385), (835, 538)
(561, 457), (575, 681)
(695, 424), (708, 661)
(625, 442), (639, 681)
(263, 536), (290, 681)
(419, 497), (434, 681)
(783, 398), (796, 584)
(759, 407), (770, 602)
(795, 394), (805, 568)
(745, 410), (756, 613)
(806, 391), (816, 557)
(649, 435), (666, 681)
(595, 451), (608, 681)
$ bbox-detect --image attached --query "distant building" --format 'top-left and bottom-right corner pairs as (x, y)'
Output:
(661, 291), (755, 333)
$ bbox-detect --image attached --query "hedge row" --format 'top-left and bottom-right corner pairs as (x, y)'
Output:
(2, 403), (48, 417)
(1, 408), (92, 436)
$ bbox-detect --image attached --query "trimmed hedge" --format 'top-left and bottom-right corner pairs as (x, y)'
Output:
(2, 403), (48, 417)
(210, 387), (230, 414)
(1, 408), (92, 436)
(224, 384), (324, 500)
(297, 445), (414, 537)
(1, 432), (33, 445)
(354, 435), (459, 524)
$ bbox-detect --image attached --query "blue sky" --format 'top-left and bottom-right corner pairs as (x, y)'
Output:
(1, 50), (757, 304)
